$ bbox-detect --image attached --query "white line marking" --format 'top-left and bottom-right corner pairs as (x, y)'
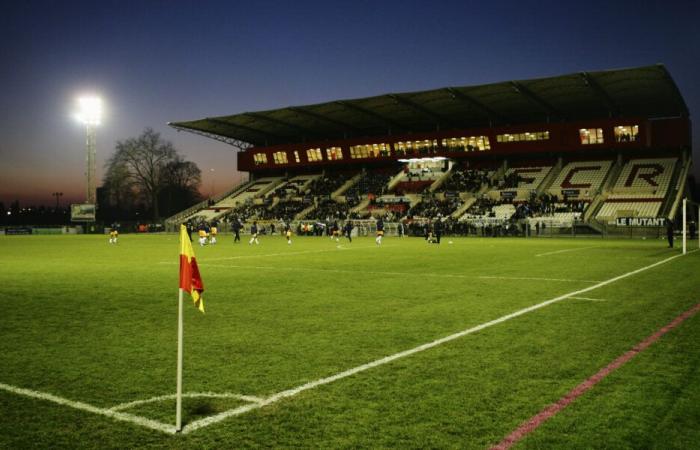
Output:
(108, 392), (264, 411)
(0, 382), (176, 434)
(194, 264), (600, 284)
(535, 246), (598, 257)
(477, 276), (601, 283)
(181, 249), (696, 433)
(570, 296), (607, 302)
(159, 244), (387, 264)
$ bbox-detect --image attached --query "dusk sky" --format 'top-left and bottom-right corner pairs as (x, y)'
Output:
(2, 0), (699, 206)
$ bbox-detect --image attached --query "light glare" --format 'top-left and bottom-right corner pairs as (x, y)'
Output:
(76, 97), (102, 125)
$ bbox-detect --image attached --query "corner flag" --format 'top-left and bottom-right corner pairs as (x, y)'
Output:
(179, 224), (205, 312)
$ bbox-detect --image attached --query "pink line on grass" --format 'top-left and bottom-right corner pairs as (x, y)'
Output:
(492, 302), (700, 450)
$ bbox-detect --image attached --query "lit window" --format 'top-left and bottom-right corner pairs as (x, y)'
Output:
(441, 136), (490, 152)
(326, 147), (343, 160)
(253, 153), (268, 165)
(272, 151), (288, 164)
(496, 131), (548, 143)
(293, 151), (300, 163)
(614, 125), (639, 143)
(579, 128), (604, 145)
(306, 148), (323, 162)
(349, 143), (389, 159)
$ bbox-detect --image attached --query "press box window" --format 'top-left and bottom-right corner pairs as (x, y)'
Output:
(350, 143), (390, 159)
(253, 153), (268, 165)
(579, 128), (604, 145)
(306, 148), (323, 162)
(326, 147), (343, 160)
(614, 125), (639, 142)
(272, 151), (288, 164)
(441, 136), (490, 151)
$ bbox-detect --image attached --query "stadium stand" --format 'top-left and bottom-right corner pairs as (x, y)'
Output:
(167, 65), (691, 236)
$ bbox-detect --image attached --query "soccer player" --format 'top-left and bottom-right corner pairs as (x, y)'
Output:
(284, 222), (292, 244)
(231, 218), (242, 243)
(108, 226), (118, 244)
(343, 221), (353, 243)
(375, 217), (384, 245)
(209, 222), (218, 245)
(198, 224), (208, 246)
(249, 221), (260, 245)
(331, 220), (340, 242)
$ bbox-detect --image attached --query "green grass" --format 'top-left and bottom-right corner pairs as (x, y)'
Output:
(0, 233), (698, 449)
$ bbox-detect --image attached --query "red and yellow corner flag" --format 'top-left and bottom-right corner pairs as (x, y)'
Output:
(179, 224), (205, 312)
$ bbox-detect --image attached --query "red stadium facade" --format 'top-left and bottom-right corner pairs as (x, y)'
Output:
(234, 117), (689, 173)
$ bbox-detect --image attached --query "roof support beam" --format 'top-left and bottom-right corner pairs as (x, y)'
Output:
(388, 94), (456, 129)
(510, 81), (564, 120)
(579, 72), (620, 117)
(445, 88), (509, 125)
(207, 117), (287, 146)
(243, 112), (322, 140)
(289, 107), (363, 135)
(335, 101), (407, 133)
(168, 123), (253, 151)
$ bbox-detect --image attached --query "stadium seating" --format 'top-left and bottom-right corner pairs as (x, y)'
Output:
(548, 160), (613, 199)
(595, 158), (677, 220)
(608, 158), (677, 198)
(596, 201), (663, 219)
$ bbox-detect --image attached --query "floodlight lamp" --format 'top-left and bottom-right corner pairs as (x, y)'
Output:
(76, 97), (102, 125)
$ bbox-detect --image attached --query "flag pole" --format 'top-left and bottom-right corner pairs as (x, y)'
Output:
(176, 287), (184, 431)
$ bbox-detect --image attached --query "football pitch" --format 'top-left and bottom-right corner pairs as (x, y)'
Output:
(1, 234), (699, 449)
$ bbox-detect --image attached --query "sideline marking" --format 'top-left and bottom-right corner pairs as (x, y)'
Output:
(491, 301), (700, 450)
(0, 382), (175, 434)
(478, 276), (601, 283)
(108, 392), (264, 411)
(158, 244), (388, 264)
(1, 250), (695, 435)
(535, 246), (598, 257)
(570, 296), (607, 302)
(181, 250), (696, 433)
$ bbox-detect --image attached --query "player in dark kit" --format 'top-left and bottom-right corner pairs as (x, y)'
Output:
(343, 221), (353, 243)
(249, 221), (260, 245)
(433, 218), (443, 244)
(666, 219), (674, 248)
(231, 219), (242, 243)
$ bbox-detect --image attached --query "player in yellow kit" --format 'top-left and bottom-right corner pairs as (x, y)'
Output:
(198, 225), (208, 246)
(209, 223), (218, 245)
(108, 227), (118, 244)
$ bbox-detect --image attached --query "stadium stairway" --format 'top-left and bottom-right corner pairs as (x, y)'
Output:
(428, 165), (455, 192)
(294, 203), (317, 220)
(165, 178), (254, 230)
(450, 196), (477, 219)
(331, 172), (363, 200)
(387, 169), (408, 192)
(536, 157), (563, 195)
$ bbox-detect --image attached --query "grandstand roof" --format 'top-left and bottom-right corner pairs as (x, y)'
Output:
(169, 64), (689, 148)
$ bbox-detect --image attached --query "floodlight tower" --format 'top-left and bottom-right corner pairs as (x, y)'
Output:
(75, 97), (102, 205)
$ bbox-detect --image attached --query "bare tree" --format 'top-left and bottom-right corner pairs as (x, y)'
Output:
(105, 128), (200, 220)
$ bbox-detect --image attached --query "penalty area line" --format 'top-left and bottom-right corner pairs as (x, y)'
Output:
(181, 249), (696, 434)
(491, 301), (700, 450)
